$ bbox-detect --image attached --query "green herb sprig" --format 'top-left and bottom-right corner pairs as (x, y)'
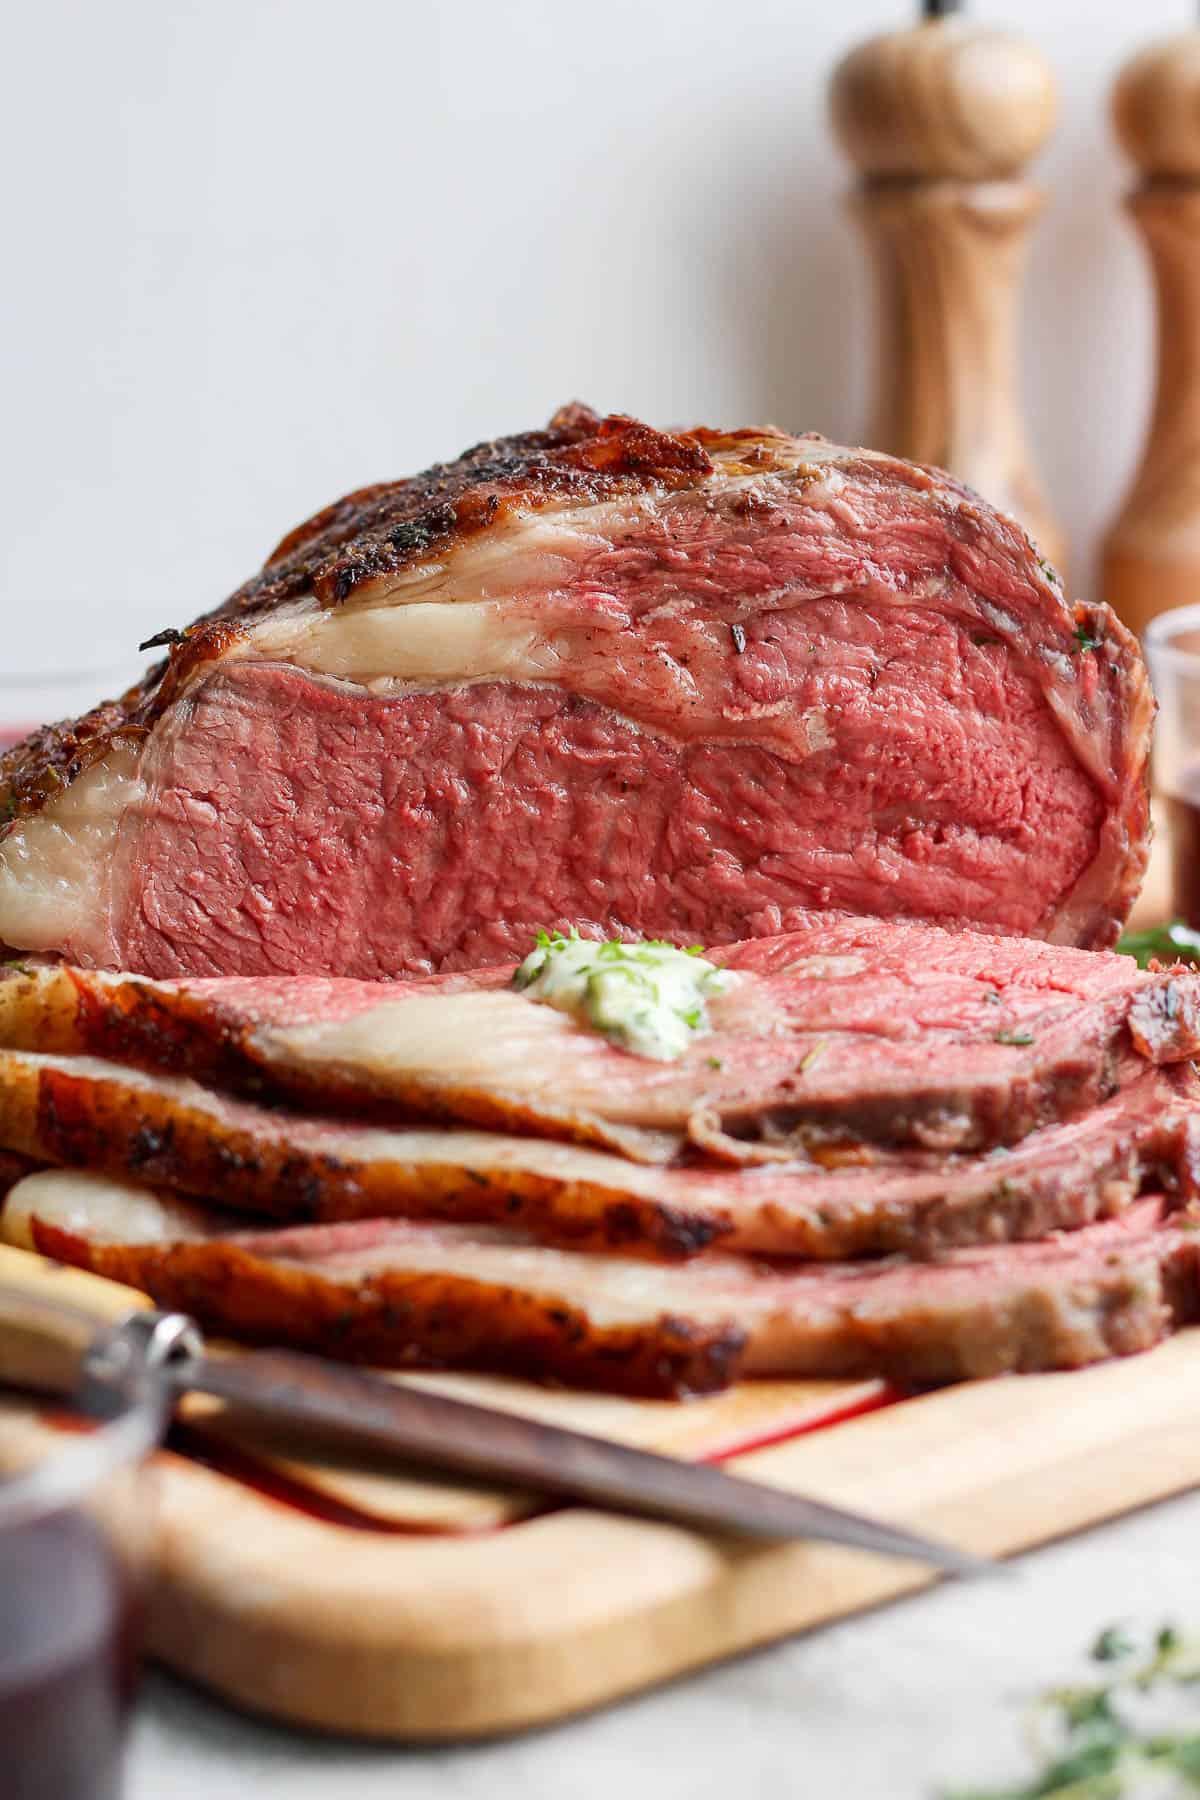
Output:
(943, 1624), (1200, 1799)
(1116, 922), (1200, 971)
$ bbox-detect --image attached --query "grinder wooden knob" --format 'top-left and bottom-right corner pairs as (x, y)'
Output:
(831, 15), (1064, 573)
(1103, 34), (1200, 637)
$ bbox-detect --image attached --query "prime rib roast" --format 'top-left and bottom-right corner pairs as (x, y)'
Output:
(0, 407), (1191, 1399)
(0, 405), (1152, 979)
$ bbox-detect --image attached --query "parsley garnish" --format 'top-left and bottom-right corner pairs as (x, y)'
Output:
(1073, 623), (1103, 653)
(994, 1029), (1035, 1046)
(943, 1623), (1200, 1799)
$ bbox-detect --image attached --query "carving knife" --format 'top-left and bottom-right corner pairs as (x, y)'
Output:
(0, 1260), (992, 1577)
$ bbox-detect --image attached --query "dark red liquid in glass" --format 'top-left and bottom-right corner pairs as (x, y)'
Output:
(0, 1508), (138, 1800)
(1167, 780), (1200, 930)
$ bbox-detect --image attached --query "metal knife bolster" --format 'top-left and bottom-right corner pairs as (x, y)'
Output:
(74, 1310), (203, 1418)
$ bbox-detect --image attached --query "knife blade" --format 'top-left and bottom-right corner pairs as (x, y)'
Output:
(69, 1305), (991, 1577)
(0, 1252), (991, 1577)
(195, 1345), (992, 1573)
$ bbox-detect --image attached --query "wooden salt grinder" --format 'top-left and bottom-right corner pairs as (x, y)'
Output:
(830, 3), (1064, 572)
(1103, 34), (1200, 637)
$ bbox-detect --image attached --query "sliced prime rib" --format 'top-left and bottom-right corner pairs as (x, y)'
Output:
(0, 406), (1151, 978)
(0, 1049), (1194, 1260)
(5, 1175), (1193, 1395)
(2, 921), (1197, 1160)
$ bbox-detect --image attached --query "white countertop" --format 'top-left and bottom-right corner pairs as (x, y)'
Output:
(127, 1488), (1200, 1799)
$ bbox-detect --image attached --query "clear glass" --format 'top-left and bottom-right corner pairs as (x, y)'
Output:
(0, 665), (146, 752)
(1146, 606), (1200, 929)
(0, 1286), (166, 1800)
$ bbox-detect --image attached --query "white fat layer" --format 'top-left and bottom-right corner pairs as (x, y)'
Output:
(243, 601), (556, 690)
(1, 1169), (208, 1250)
(0, 750), (143, 956)
(221, 444), (864, 690)
(273, 990), (601, 1092)
(0, 1045), (680, 1197)
(0, 1167), (746, 1333)
(310, 1233), (778, 1331)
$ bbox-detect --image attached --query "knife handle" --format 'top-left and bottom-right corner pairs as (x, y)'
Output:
(0, 1242), (151, 1399)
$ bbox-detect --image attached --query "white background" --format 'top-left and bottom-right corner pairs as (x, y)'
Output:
(0, 0), (1186, 675)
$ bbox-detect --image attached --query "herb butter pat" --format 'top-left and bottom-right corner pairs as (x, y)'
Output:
(513, 931), (737, 1060)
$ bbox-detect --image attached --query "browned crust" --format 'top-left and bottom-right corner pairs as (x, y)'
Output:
(0, 1148), (35, 1201)
(1061, 600), (1153, 950)
(0, 685), (156, 833)
(11, 1057), (722, 1257)
(29, 1221), (746, 1399)
(741, 1235), (1198, 1386)
(0, 404), (711, 839)
(28, 1209), (1199, 1393)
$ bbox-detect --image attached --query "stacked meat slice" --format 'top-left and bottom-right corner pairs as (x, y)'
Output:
(3, 914), (1200, 1396)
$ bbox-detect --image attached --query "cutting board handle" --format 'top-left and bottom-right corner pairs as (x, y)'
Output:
(0, 1242), (149, 1398)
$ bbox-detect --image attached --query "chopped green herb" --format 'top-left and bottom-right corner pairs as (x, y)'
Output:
(1037, 555), (1060, 586)
(1073, 623), (1103, 653)
(706, 1055), (723, 1071)
(994, 1029), (1035, 1047)
(942, 1623), (1200, 1799)
(513, 930), (737, 1061)
(1092, 1626), (1136, 1663)
(1117, 921), (1200, 970)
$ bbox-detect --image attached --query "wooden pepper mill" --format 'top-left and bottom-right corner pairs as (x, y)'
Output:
(1102, 33), (1200, 637)
(830, 0), (1064, 572)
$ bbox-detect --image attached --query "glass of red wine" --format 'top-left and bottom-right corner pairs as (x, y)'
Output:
(0, 1285), (168, 1800)
(1146, 606), (1200, 930)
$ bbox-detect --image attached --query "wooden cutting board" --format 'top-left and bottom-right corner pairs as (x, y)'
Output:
(5, 1245), (1200, 1740)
